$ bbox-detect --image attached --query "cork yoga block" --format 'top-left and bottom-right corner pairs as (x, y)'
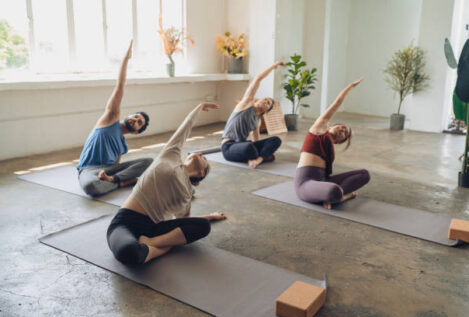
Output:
(448, 218), (469, 242)
(276, 281), (326, 317)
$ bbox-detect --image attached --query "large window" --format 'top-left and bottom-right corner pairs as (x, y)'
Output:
(0, 0), (184, 77)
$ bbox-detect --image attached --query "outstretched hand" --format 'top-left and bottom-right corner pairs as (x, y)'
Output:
(205, 212), (227, 221)
(125, 40), (133, 60)
(200, 103), (220, 112)
(350, 78), (364, 88)
(274, 61), (285, 68)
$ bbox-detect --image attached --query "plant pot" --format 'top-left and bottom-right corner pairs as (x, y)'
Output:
(166, 63), (175, 77)
(459, 171), (469, 188)
(390, 113), (405, 130)
(228, 58), (243, 74)
(284, 114), (298, 131)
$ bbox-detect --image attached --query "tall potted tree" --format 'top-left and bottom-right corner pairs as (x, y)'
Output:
(384, 43), (429, 130)
(445, 38), (469, 187)
(282, 54), (317, 131)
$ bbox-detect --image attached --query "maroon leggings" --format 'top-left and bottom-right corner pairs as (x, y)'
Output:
(294, 166), (370, 204)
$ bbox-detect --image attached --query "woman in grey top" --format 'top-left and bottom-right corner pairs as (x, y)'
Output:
(107, 102), (226, 265)
(222, 61), (285, 168)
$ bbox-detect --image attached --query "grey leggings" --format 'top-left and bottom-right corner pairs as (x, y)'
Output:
(294, 166), (370, 204)
(78, 158), (153, 197)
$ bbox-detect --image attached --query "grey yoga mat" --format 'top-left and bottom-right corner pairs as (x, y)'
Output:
(252, 181), (459, 247)
(189, 145), (222, 155)
(205, 152), (297, 177)
(40, 215), (327, 317)
(18, 166), (131, 206)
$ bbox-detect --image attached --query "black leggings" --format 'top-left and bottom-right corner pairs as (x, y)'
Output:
(221, 136), (282, 162)
(107, 208), (211, 265)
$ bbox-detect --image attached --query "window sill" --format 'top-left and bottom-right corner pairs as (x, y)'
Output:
(0, 73), (250, 91)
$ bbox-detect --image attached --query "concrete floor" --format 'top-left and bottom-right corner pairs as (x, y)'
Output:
(1, 113), (468, 317)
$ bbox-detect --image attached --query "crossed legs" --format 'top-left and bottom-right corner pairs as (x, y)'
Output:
(79, 158), (153, 197)
(294, 166), (370, 209)
(107, 209), (211, 265)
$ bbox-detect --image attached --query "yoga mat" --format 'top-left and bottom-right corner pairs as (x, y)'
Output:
(40, 215), (327, 317)
(189, 145), (222, 155)
(18, 166), (131, 206)
(252, 181), (459, 247)
(205, 152), (297, 178)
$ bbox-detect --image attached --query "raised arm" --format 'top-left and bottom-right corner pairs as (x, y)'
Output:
(310, 78), (363, 133)
(96, 40), (133, 128)
(161, 103), (220, 161)
(240, 61), (285, 104)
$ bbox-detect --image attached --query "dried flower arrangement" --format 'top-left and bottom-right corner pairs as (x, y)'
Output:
(158, 0), (193, 67)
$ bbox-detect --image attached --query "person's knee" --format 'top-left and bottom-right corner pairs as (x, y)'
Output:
(82, 182), (101, 197)
(245, 144), (259, 159)
(270, 136), (282, 148)
(198, 218), (211, 238)
(184, 218), (211, 243)
(327, 185), (343, 204)
(360, 169), (371, 184)
(141, 158), (153, 167)
(113, 241), (147, 265)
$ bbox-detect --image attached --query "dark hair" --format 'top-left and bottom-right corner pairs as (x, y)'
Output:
(136, 111), (150, 133)
(189, 163), (211, 185)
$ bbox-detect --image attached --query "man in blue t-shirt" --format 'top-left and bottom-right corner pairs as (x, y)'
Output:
(77, 41), (153, 197)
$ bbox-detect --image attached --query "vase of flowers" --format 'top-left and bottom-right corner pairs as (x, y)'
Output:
(158, 0), (193, 77)
(216, 32), (248, 74)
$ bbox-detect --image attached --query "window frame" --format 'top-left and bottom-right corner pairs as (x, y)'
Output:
(22, 0), (185, 74)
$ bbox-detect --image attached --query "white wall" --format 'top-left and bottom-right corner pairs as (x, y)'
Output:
(248, 0), (277, 98)
(341, 0), (422, 117)
(0, 0), (253, 161)
(302, 0), (327, 118)
(185, 0), (226, 74)
(274, 0), (305, 115)
(325, 0), (351, 107)
(0, 79), (247, 161)
(408, 0), (455, 132)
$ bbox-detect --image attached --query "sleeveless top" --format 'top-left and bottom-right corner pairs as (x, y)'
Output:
(222, 107), (259, 142)
(77, 121), (128, 170)
(300, 131), (335, 176)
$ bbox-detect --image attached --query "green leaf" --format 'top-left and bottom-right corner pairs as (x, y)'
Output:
(300, 104), (310, 108)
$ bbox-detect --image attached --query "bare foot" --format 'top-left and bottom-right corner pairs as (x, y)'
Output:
(248, 157), (264, 169)
(138, 235), (151, 245)
(323, 202), (332, 210)
(98, 170), (114, 182)
(342, 192), (357, 202)
(144, 245), (172, 263)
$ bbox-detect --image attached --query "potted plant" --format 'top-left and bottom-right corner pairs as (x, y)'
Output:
(282, 54), (317, 131)
(158, 0), (193, 77)
(215, 32), (248, 73)
(445, 38), (469, 187)
(384, 43), (429, 130)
